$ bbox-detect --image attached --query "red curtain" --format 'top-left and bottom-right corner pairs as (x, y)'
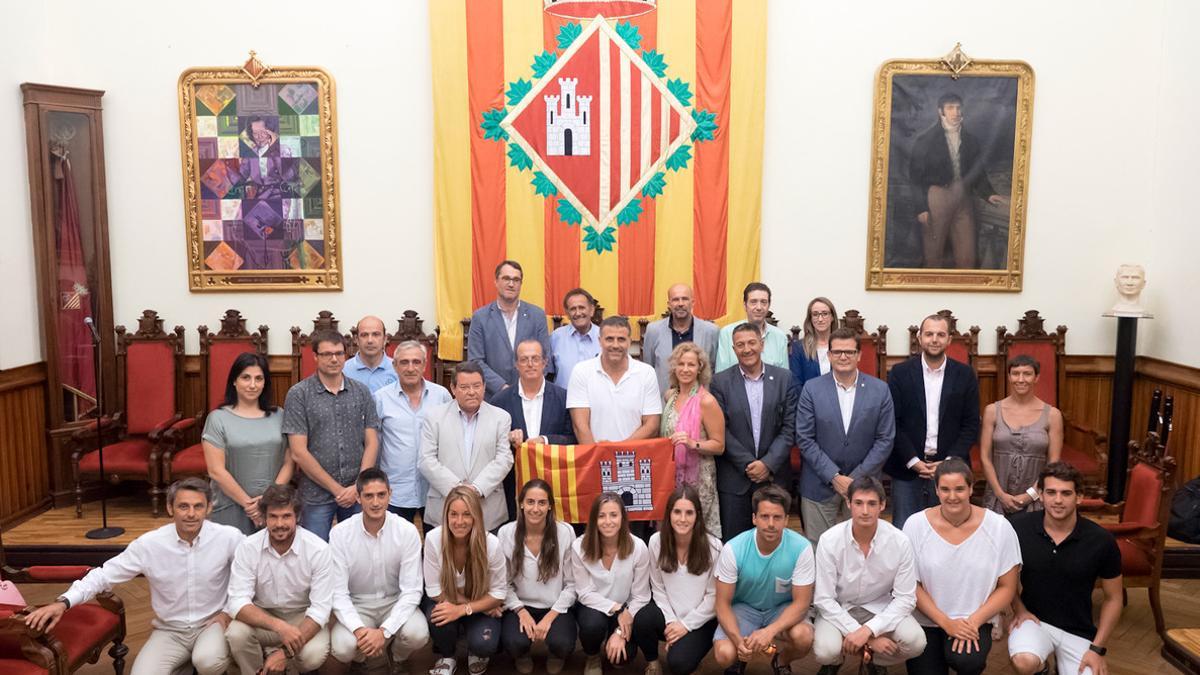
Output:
(54, 153), (96, 403)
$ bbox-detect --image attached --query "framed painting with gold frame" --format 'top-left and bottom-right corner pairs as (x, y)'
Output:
(866, 45), (1033, 291)
(178, 52), (341, 291)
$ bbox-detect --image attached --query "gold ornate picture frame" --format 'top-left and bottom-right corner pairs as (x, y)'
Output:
(178, 52), (342, 291)
(866, 45), (1034, 291)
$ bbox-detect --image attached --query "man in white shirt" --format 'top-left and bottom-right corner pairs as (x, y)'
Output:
(566, 315), (662, 443)
(327, 468), (428, 673)
(24, 478), (243, 675)
(549, 287), (601, 387)
(813, 477), (926, 675)
(225, 483), (335, 674)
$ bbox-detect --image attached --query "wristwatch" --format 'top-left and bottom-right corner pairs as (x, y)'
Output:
(464, 603), (474, 616)
(1088, 643), (1107, 656)
(56, 596), (71, 610)
(1025, 487), (1041, 502)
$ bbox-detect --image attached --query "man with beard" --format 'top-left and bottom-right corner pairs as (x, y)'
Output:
(566, 315), (662, 444)
(642, 283), (719, 393)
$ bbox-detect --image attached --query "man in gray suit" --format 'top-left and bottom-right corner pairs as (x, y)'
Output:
(419, 361), (514, 532)
(796, 327), (895, 545)
(710, 322), (798, 540)
(468, 260), (553, 399)
(641, 283), (720, 392)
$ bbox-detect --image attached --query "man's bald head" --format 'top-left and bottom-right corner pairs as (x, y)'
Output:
(667, 283), (695, 322)
(355, 315), (387, 361)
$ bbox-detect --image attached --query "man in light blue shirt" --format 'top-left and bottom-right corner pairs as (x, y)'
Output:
(374, 340), (450, 523)
(549, 287), (600, 386)
(345, 315), (398, 392)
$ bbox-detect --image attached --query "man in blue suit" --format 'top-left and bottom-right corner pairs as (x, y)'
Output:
(796, 327), (895, 546)
(491, 339), (575, 519)
(468, 260), (553, 399)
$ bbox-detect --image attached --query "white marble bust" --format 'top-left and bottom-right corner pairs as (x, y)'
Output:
(1108, 263), (1151, 316)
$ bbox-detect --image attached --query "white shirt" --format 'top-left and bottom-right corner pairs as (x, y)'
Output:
(498, 520), (577, 613)
(814, 519), (917, 637)
(570, 535), (652, 616)
(647, 532), (722, 631)
(835, 372), (859, 434)
(459, 408), (480, 469)
(500, 303), (519, 349)
(519, 379), (546, 440)
(565, 356), (662, 441)
(903, 509), (1022, 627)
(63, 521), (243, 631)
(423, 527), (508, 603)
(715, 537), (816, 587)
(817, 346), (831, 375)
(922, 356), (947, 459)
(227, 526), (336, 626)
(329, 513), (424, 637)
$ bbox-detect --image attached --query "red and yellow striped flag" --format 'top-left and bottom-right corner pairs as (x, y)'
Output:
(430, 0), (767, 358)
(514, 437), (675, 523)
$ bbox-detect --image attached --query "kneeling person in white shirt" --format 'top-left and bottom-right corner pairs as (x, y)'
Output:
(813, 476), (926, 675)
(225, 483), (334, 674)
(24, 478), (243, 675)
(327, 468), (429, 673)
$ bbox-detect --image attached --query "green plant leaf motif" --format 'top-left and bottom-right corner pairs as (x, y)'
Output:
(615, 21), (642, 50)
(508, 144), (533, 171)
(557, 198), (582, 225)
(583, 225), (617, 254)
(616, 198), (643, 226)
(667, 78), (693, 108)
(556, 22), (583, 49)
(691, 109), (719, 142)
(506, 78), (532, 107)
(665, 144), (692, 171)
(480, 108), (509, 141)
(531, 50), (558, 79)
(641, 50), (668, 78)
(640, 171), (667, 198)
(532, 171), (558, 197)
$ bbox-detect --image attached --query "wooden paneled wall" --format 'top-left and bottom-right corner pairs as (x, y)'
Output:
(1131, 357), (1200, 482)
(0, 363), (51, 525)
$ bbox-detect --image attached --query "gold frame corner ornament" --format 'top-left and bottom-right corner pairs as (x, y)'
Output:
(177, 55), (342, 292)
(865, 46), (1034, 292)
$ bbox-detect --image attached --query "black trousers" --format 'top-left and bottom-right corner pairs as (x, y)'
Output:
(387, 505), (423, 524)
(500, 607), (578, 659)
(576, 605), (637, 660)
(906, 625), (992, 675)
(631, 601), (717, 674)
(421, 597), (502, 658)
(718, 490), (755, 542)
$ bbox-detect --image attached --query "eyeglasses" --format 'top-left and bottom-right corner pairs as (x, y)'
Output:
(517, 356), (543, 364)
(829, 349), (859, 357)
(316, 350), (346, 359)
(498, 275), (523, 284)
(811, 311), (832, 319)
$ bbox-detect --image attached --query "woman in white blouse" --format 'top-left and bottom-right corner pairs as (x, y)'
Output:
(497, 479), (578, 674)
(423, 485), (508, 675)
(902, 458), (1022, 675)
(571, 492), (652, 675)
(632, 485), (722, 675)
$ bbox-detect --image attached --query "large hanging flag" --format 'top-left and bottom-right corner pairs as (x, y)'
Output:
(514, 437), (675, 523)
(430, 0), (767, 358)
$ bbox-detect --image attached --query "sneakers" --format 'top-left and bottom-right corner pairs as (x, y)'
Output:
(467, 655), (489, 674)
(584, 654), (604, 675)
(644, 660), (663, 675)
(772, 652), (793, 675)
(546, 657), (566, 674)
(430, 657), (457, 675)
(514, 656), (534, 674)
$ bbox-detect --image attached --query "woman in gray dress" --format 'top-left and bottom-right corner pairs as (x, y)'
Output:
(202, 352), (293, 533)
(980, 355), (1063, 515)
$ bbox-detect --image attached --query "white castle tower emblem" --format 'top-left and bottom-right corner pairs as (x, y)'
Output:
(544, 77), (591, 156)
(599, 450), (653, 511)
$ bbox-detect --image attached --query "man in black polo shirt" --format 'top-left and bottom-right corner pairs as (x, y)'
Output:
(1008, 462), (1122, 675)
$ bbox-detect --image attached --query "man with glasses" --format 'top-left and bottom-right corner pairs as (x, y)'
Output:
(796, 327), (895, 545)
(344, 315), (397, 393)
(715, 282), (789, 373)
(283, 329), (381, 540)
(468, 259), (554, 399)
(374, 340), (452, 524)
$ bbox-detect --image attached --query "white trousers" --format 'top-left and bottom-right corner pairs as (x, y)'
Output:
(226, 607), (330, 673)
(329, 597), (430, 664)
(1008, 619), (1095, 675)
(813, 608), (927, 667)
(131, 622), (229, 675)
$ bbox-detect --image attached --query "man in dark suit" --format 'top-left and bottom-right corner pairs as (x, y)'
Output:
(468, 260), (553, 399)
(491, 339), (575, 520)
(796, 327), (895, 546)
(710, 323), (798, 540)
(886, 314), (980, 527)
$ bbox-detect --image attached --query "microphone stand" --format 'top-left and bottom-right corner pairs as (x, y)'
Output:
(84, 316), (123, 539)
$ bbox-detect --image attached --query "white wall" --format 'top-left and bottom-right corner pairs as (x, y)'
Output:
(1, 0), (1192, 366)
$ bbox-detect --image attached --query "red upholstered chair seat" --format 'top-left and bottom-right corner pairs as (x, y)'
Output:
(52, 603), (121, 667)
(1116, 538), (1154, 576)
(171, 443), (208, 475)
(1061, 444), (1099, 475)
(78, 438), (154, 474)
(0, 659), (48, 675)
(25, 566), (92, 583)
(0, 606), (51, 674)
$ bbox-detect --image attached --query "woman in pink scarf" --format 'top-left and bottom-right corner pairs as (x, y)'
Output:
(661, 343), (726, 538)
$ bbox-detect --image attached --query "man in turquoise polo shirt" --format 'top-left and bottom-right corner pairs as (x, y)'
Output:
(713, 485), (815, 675)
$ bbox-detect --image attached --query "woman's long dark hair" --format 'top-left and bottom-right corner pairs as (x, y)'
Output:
(221, 352), (276, 414)
(657, 485), (713, 575)
(511, 479), (562, 584)
(582, 492), (633, 562)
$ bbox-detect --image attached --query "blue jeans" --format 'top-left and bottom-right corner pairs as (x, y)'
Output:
(890, 477), (938, 529)
(300, 501), (361, 541)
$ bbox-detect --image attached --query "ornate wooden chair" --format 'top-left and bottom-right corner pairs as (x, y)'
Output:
(162, 310), (269, 485)
(1079, 431), (1177, 637)
(841, 309), (888, 378)
(995, 310), (1108, 495)
(907, 309), (980, 368)
(69, 310), (184, 517)
(290, 311), (348, 382)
